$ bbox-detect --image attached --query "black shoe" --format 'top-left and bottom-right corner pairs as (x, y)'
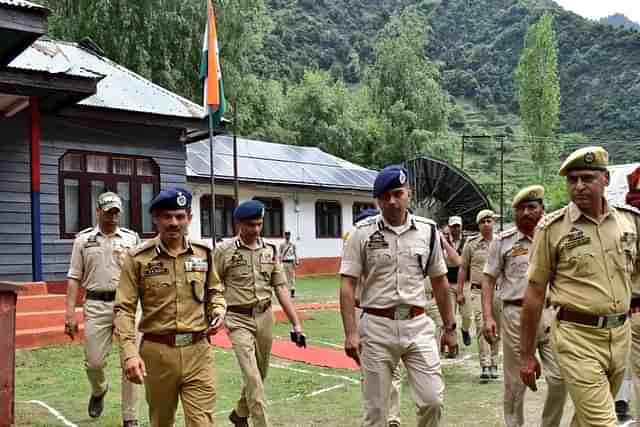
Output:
(490, 366), (499, 379)
(290, 289), (296, 298)
(229, 410), (249, 427)
(88, 385), (108, 418)
(615, 400), (632, 423)
(388, 422), (401, 427)
(123, 421), (139, 427)
(480, 367), (490, 381)
(462, 330), (471, 346)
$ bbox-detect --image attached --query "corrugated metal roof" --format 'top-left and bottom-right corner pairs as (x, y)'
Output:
(187, 136), (376, 192)
(0, 0), (48, 12)
(607, 163), (640, 204)
(9, 38), (205, 119)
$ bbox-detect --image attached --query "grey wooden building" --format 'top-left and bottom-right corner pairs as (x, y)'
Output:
(0, 1), (205, 282)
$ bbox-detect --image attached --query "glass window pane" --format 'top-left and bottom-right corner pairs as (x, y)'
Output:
(113, 158), (133, 175)
(62, 153), (83, 171)
(90, 181), (106, 225)
(137, 159), (155, 176)
(116, 182), (131, 229)
(87, 155), (108, 173)
(64, 179), (80, 233)
(141, 183), (154, 234)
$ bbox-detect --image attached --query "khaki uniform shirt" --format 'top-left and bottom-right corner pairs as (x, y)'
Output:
(67, 226), (140, 292)
(340, 213), (447, 308)
(215, 236), (287, 307)
(461, 234), (494, 285)
(115, 236), (226, 360)
(528, 201), (640, 315)
(484, 227), (532, 301)
(279, 241), (297, 263)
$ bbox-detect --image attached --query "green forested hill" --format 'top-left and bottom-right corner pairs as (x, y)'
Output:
(259, 0), (640, 142)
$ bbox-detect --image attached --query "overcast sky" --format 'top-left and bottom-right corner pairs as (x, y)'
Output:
(554, 0), (640, 23)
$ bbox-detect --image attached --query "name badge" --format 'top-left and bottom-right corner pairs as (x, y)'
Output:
(185, 257), (208, 272)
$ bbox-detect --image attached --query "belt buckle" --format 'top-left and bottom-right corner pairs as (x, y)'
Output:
(174, 333), (193, 347)
(602, 314), (626, 328)
(394, 305), (411, 321)
(255, 301), (269, 314)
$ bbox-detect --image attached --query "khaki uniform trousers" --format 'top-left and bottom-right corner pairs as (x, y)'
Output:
(359, 312), (443, 427)
(470, 288), (501, 367)
(83, 299), (138, 421)
(140, 338), (216, 427)
(425, 296), (443, 343)
(502, 304), (567, 427)
(226, 308), (274, 427)
(449, 285), (472, 332)
(283, 262), (296, 290)
(628, 313), (640, 417)
(552, 316), (630, 427)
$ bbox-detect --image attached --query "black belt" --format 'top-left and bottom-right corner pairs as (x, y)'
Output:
(227, 300), (272, 317)
(86, 290), (116, 302)
(503, 299), (523, 307)
(363, 305), (425, 320)
(283, 260), (295, 263)
(470, 283), (482, 291)
(557, 307), (627, 329)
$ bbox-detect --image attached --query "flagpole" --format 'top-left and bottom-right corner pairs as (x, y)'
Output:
(208, 106), (217, 248)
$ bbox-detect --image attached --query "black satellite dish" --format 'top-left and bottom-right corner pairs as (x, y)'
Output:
(406, 157), (492, 231)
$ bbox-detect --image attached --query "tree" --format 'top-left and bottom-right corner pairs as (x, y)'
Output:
(515, 13), (561, 181)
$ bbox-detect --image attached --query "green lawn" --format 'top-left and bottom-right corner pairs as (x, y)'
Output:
(15, 275), (573, 426)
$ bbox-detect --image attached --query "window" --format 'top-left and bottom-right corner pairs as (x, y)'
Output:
(200, 195), (236, 238)
(352, 202), (376, 224)
(316, 200), (342, 238)
(253, 197), (283, 238)
(59, 152), (160, 238)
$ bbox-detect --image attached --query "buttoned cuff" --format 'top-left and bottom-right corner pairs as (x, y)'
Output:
(483, 267), (498, 279)
(339, 261), (361, 278)
(121, 342), (139, 361)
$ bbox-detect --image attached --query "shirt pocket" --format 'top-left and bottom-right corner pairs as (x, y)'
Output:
(142, 276), (173, 300)
(400, 246), (427, 277)
(366, 248), (393, 271)
(566, 252), (596, 278)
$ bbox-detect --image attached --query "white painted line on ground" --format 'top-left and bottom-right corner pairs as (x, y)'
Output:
(441, 353), (473, 365)
(24, 400), (78, 427)
(273, 335), (343, 349)
(270, 363), (360, 384)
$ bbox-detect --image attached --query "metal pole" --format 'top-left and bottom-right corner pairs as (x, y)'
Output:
(460, 135), (465, 169)
(499, 136), (504, 232)
(233, 102), (239, 207)
(208, 108), (217, 247)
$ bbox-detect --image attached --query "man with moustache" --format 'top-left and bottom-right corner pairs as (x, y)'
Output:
(65, 192), (140, 425)
(340, 165), (457, 427)
(522, 147), (640, 426)
(115, 188), (226, 427)
(482, 186), (567, 427)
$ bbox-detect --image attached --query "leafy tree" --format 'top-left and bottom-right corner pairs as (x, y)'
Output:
(515, 12), (561, 181)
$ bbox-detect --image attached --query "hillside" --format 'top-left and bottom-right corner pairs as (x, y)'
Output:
(259, 0), (640, 155)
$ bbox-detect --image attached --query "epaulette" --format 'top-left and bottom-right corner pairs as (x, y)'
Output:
(412, 215), (437, 226)
(263, 239), (278, 253)
(356, 215), (379, 228)
(466, 233), (481, 242)
(190, 239), (213, 251)
(613, 202), (640, 216)
(130, 240), (156, 256)
(77, 227), (93, 235)
(498, 227), (518, 240)
(120, 227), (138, 236)
(536, 207), (567, 230)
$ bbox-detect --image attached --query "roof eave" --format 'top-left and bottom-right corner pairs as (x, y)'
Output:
(60, 105), (209, 130)
(187, 174), (373, 194)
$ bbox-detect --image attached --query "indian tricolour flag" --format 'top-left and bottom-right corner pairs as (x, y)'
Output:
(200, 0), (225, 126)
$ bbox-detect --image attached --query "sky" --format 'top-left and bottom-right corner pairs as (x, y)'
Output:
(554, 0), (640, 23)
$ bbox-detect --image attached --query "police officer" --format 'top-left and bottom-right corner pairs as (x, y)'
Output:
(482, 186), (567, 427)
(65, 192), (140, 426)
(114, 188), (226, 427)
(280, 231), (299, 298)
(522, 146), (640, 426)
(446, 216), (472, 346)
(458, 209), (500, 380)
(216, 200), (305, 427)
(340, 165), (457, 427)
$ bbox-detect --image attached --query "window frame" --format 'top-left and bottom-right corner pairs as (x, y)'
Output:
(253, 197), (284, 238)
(200, 194), (237, 238)
(315, 200), (343, 238)
(58, 151), (160, 239)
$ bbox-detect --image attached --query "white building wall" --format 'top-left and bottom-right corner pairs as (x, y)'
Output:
(188, 181), (374, 258)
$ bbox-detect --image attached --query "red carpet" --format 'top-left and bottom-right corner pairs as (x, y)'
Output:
(210, 330), (358, 370)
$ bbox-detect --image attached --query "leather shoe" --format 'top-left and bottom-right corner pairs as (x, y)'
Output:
(229, 410), (249, 427)
(123, 421), (139, 427)
(480, 367), (490, 381)
(461, 329), (471, 346)
(88, 385), (108, 418)
(388, 422), (401, 427)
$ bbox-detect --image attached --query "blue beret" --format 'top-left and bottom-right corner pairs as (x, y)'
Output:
(354, 208), (379, 223)
(373, 165), (408, 198)
(149, 187), (192, 213)
(234, 200), (265, 221)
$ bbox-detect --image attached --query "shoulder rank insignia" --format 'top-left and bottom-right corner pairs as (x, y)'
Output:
(499, 227), (518, 240)
(613, 203), (640, 216)
(537, 207), (567, 230)
(131, 240), (156, 257)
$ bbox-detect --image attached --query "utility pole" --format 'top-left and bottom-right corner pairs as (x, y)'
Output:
(460, 135), (465, 169)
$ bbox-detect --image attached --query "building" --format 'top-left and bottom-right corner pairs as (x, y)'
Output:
(607, 162), (640, 204)
(186, 136), (377, 275)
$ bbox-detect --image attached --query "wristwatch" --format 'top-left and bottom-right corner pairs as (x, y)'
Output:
(444, 322), (457, 334)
